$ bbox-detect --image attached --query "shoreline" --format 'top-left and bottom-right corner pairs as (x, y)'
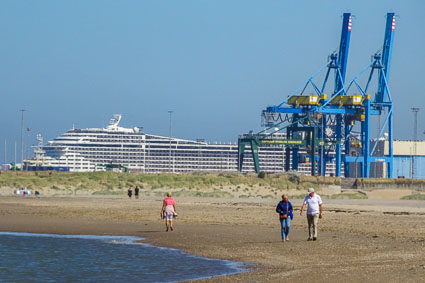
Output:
(0, 231), (250, 282)
(1, 195), (425, 282)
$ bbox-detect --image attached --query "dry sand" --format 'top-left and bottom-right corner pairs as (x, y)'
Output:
(1, 194), (425, 282)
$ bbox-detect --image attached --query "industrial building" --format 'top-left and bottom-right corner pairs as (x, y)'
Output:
(368, 140), (425, 179)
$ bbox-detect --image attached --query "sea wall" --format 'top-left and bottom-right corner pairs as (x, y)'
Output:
(354, 178), (425, 191)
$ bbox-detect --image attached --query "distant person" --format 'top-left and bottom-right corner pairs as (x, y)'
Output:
(134, 186), (139, 199)
(127, 187), (133, 199)
(160, 192), (177, 232)
(300, 188), (323, 241)
(276, 194), (293, 242)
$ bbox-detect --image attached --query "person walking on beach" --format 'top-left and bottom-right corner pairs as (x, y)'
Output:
(160, 192), (177, 232)
(127, 187), (133, 199)
(276, 194), (293, 242)
(300, 188), (323, 241)
(134, 186), (139, 199)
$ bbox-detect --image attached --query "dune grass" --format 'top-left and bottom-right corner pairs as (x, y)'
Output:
(400, 194), (425, 200)
(359, 178), (425, 186)
(0, 171), (337, 193)
(2, 171), (418, 199)
(329, 192), (368, 200)
(290, 194), (309, 199)
(92, 190), (126, 195)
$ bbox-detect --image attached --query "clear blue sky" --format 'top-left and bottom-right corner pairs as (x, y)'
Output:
(1, 0), (424, 162)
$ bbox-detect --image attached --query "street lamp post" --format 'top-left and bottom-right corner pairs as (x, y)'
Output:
(4, 139), (6, 165)
(25, 128), (31, 170)
(411, 108), (420, 179)
(168, 111), (173, 173)
(20, 109), (26, 167)
(411, 108), (419, 141)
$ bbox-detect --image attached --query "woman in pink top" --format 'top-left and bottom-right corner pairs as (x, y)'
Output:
(161, 192), (177, 232)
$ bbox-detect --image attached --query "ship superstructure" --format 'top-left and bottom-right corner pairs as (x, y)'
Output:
(24, 114), (338, 175)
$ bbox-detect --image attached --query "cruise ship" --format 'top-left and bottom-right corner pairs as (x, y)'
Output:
(24, 114), (338, 175)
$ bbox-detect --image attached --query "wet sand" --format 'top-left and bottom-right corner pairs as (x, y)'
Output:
(1, 195), (425, 282)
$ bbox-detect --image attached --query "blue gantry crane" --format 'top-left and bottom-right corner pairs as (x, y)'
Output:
(341, 13), (396, 178)
(239, 13), (352, 176)
(238, 13), (396, 178)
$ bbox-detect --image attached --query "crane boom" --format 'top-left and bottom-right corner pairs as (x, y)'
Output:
(375, 13), (395, 103)
(335, 13), (352, 94)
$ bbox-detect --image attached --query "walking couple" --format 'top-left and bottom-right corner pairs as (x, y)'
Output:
(276, 188), (323, 242)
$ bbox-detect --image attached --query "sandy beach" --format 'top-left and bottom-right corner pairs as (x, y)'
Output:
(1, 194), (425, 282)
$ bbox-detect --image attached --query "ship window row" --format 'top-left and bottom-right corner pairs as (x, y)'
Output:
(146, 151), (237, 156)
(146, 150), (237, 155)
(81, 157), (238, 162)
(143, 166), (238, 170)
(86, 139), (144, 143)
(75, 148), (144, 152)
(74, 158), (241, 164)
(146, 157), (236, 160)
(71, 134), (142, 138)
(146, 145), (235, 150)
(68, 144), (144, 149)
(78, 151), (144, 155)
(144, 158), (237, 163)
(144, 163), (238, 166)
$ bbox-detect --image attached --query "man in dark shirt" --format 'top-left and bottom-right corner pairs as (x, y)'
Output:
(135, 186), (140, 199)
(127, 187), (133, 198)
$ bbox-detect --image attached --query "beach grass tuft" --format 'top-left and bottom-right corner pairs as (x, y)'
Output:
(400, 194), (425, 200)
(329, 192), (368, 199)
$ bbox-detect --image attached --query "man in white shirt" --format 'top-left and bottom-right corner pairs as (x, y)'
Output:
(300, 188), (323, 241)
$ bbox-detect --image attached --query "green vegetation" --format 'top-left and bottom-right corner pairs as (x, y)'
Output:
(170, 189), (233, 198)
(51, 185), (61, 191)
(92, 190), (124, 195)
(261, 194), (275, 199)
(239, 194), (250, 198)
(329, 192), (368, 200)
(290, 194), (308, 199)
(400, 194), (425, 200)
(0, 171), (378, 199)
(0, 171), (338, 191)
(359, 178), (425, 186)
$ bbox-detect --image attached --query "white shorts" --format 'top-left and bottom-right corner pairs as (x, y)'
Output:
(165, 214), (173, 221)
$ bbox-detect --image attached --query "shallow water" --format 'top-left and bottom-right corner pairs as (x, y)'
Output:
(0, 232), (247, 282)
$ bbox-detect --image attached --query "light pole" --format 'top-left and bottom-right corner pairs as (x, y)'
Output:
(19, 109), (26, 167)
(411, 107), (419, 179)
(168, 111), (173, 138)
(25, 128), (31, 170)
(20, 109), (26, 166)
(411, 108), (419, 141)
(168, 111), (173, 173)
(14, 142), (17, 171)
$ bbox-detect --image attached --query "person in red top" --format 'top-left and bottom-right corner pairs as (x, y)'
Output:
(161, 192), (177, 232)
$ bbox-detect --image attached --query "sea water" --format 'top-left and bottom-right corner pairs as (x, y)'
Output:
(0, 232), (247, 282)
